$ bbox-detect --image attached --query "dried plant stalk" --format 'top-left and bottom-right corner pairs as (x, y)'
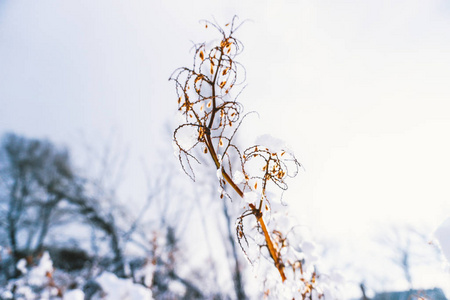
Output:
(170, 16), (305, 286)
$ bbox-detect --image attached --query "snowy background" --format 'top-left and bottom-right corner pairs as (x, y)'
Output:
(1, 0), (450, 299)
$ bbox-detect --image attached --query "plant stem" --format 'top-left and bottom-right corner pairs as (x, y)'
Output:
(204, 132), (286, 282)
(204, 44), (286, 282)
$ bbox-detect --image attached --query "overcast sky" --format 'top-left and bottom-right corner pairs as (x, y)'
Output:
(1, 0), (450, 295)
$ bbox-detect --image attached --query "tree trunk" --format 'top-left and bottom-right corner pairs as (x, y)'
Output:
(222, 199), (246, 300)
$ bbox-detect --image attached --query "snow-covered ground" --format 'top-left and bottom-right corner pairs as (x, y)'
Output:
(0, 252), (153, 300)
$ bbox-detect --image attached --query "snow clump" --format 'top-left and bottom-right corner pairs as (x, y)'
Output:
(243, 191), (258, 205)
(232, 170), (246, 184)
(28, 251), (53, 286)
(95, 271), (153, 300)
(255, 134), (288, 154)
(175, 125), (198, 151)
(63, 289), (84, 300)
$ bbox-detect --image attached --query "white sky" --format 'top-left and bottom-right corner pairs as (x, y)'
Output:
(1, 0), (450, 296)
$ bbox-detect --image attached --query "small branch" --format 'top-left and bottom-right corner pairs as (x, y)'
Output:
(205, 131), (286, 281)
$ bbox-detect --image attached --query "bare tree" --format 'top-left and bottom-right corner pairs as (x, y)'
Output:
(0, 133), (73, 278)
(0, 133), (129, 278)
(0, 131), (255, 296)
(221, 195), (247, 299)
(377, 224), (440, 292)
(192, 160), (248, 299)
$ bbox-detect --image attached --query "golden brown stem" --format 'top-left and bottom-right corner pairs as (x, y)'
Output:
(204, 133), (286, 282)
(256, 213), (286, 282)
(203, 40), (286, 282)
